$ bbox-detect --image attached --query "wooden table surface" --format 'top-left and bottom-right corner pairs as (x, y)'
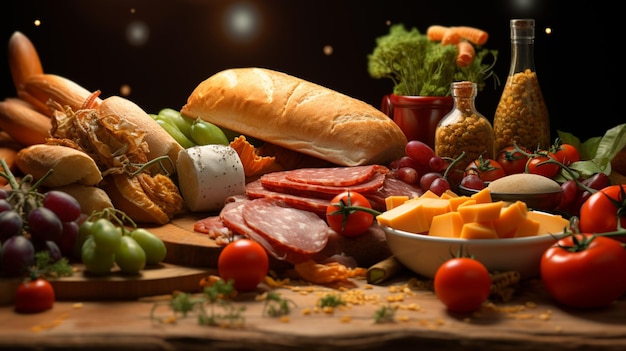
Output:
(1, 272), (625, 351)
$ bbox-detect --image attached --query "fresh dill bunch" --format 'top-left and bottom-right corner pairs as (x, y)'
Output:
(367, 24), (498, 96)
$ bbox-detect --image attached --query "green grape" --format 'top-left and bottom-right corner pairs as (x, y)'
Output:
(81, 236), (115, 275)
(158, 108), (194, 138)
(91, 218), (122, 254)
(190, 119), (229, 146)
(130, 228), (167, 265)
(114, 236), (146, 275)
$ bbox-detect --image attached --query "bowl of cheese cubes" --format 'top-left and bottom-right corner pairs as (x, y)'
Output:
(377, 186), (571, 279)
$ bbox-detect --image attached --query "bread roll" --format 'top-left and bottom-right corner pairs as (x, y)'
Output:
(15, 144), (102, 187)
(53, 184), (114, 215)
(98, 96), (183, 173)
(181, 68), (407, 167)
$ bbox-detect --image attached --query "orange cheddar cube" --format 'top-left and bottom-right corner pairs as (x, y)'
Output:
(470, 187), (492, 204)
(513, 217), (541, 238)
(385, 195), (409, 210)
(420, 190), (440, 199)
(460, 222), (498, 239)
(440, 189), (459, 199)
(448, 196), (473, 211)
(457, 201), (504, 223)
(493, 201), (528, 238)
(376, 199), (431, 234)
(429, 211), (464, 238)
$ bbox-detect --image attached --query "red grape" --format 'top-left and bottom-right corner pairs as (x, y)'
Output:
(405, 140), (436, 168)
(397, 167), (419, 185)
(429, 156), (446, 172)
(43, 190), (82, 222)
(27, 207), (63, 244)
(0, 199), (12, 213)
(57, 221), (79, 259)
(0, 235), (35, 277)
(429, 177), (451, 196)
(420, 172), (442, 191)
(460, 174), (485, 191)
(0, 210), (23, 243)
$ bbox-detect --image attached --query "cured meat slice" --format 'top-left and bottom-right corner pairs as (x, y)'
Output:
(285, 165), (387, 186)
(260, 171), (387, 199)
(220, 200), (326, 264)
(245, 179), (329, 217)
(365, 177), (423, 211)
(242, 198), (330, 255)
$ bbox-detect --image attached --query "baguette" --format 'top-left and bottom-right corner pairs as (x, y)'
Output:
(8, 31), (44, 92)
(15, 144), (102, 187)
(18, 73), (102, 116)
(0, 98), (51, 146)
(53, 184), (114, 215)
(181, 68), (407, 167)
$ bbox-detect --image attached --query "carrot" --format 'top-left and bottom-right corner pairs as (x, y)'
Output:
(441, 29), (461, 45)
(426, 25), (449, 41)
(456, 41), (476, 68)
(453, 26), (489, 46)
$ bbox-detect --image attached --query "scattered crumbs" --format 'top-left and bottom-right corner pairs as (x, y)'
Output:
(279, 316), (290, 323)
(301, 308), (312, 315)
(396, 315), (410, 322)
(72, 303), (84, 309)
(30, 313), (70, 333)
(555, 325), (563, 332)
(340, 316), (352, 323)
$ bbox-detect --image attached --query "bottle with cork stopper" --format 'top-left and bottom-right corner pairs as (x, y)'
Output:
(493, 18), (550, 152)
(435, 80), (494, 187)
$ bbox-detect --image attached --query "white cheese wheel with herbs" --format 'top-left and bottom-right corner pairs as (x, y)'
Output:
(176, 144), (245, 212)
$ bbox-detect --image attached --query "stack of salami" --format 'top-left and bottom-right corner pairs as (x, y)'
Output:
(195, 165), (422, 266)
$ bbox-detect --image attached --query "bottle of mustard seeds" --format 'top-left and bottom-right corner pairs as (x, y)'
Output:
(493, 19), (550, 152)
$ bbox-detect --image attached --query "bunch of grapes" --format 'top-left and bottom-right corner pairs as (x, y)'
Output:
(389, 140), (454, 196)
(0, 187), (82, 277)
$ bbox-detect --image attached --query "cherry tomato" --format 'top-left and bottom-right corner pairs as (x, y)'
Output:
(495, 146), (529, 175)
(464, 156), (505, 182)
(526, 152), (560, 179)
(579, 185), (626, 242)
(326, 191), (376, 238)
(218, 239), (269, 292)
(552, 141), (580, 166)
(433, 258), (491, 313)
(14, 277), (55, 313)
(541, 234), (626, 308)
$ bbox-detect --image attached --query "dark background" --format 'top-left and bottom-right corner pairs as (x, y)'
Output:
(1, 0), (620, 142)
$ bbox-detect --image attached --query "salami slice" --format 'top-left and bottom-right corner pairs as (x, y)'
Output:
(242, 198), (330, 255)
(220, 200), (319, 264)
(260, 171), (387, 199)
(285, 165), (387, 186)
(246, 179), (329, 217)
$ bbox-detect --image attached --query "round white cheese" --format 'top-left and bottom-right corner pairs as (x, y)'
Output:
(176, 144), (246, 212)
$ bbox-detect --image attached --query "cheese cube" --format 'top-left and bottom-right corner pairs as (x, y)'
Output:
(429, 211), (464, 238)
(376, 199), (430, 234)
(513, 217), (541, 238)
(460, 222), (498, 239)
(526, 211), (570, 235)
(457, 201), (504, 223)
(385, 196), (409, 210)
(493, 201), (528, 238)
(470, 187), (492, 204)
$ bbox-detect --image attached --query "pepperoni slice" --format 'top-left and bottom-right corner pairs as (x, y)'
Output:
(241, 198), (330, 255)
(220, 200), (319, 264)
(285, 165), (387, 186)
(245, 179), (329, 217)
(260, 171), (387, 199)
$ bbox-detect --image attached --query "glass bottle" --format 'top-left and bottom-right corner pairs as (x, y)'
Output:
(435, 81), (494, 179)
(493, 19), (550, 152)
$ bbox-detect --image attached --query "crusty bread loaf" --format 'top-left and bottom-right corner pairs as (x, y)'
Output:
(181, 68), (407, 166)
(15, 144), (102, 187)
(97, 96), (183, 173)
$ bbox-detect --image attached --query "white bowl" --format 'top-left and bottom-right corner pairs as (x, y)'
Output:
(382, 225), (565, 279)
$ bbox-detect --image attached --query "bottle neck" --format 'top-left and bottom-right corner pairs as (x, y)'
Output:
(509, 39), (536, 74)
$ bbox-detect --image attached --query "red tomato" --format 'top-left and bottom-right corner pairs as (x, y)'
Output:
(541, 234), (626, 308)
(464, 157), (505, 182)
(495, 146), (529, 175)
(579, 185), (626, 242)
(218, 239), (269, 292)
(433, 258), (491, 313)
(553, 143), (580, 166)
(326, 191), (376, 237)
(14, 278), (55, 314)
(526, 152), (560, 179)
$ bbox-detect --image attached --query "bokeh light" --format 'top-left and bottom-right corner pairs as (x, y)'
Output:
(126, 20), (149, 46)
(223, 2), (260, 43)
